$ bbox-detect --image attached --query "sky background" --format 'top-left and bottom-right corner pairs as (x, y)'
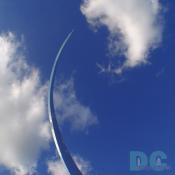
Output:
(0, 0), (175, 175)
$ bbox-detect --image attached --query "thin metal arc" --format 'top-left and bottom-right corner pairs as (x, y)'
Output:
(48, 31), (83, 175)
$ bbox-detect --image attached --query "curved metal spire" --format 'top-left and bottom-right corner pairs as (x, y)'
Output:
(48, 31), (83, 175)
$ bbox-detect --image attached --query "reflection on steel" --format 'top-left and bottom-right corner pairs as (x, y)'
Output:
(48, 31), (83, 175)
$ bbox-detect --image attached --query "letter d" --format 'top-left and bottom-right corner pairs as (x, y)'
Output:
(130, 151), (148, 171)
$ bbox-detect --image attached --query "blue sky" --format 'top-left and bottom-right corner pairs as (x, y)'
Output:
(0, 0), (175, 175)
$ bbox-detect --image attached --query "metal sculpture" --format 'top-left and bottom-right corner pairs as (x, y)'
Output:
(48, 31), (83, 175)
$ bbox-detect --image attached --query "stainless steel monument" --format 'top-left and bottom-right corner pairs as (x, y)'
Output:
(48, 32), (83, 175)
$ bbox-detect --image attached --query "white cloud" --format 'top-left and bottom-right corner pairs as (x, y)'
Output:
(48, 160), (68, 175)
(54, 79), (98, 131)
(81, 0), (164, 73)
(0, 32), (97, 175)
(0, 33), (51, 175)
(48, 155), (92, 175)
